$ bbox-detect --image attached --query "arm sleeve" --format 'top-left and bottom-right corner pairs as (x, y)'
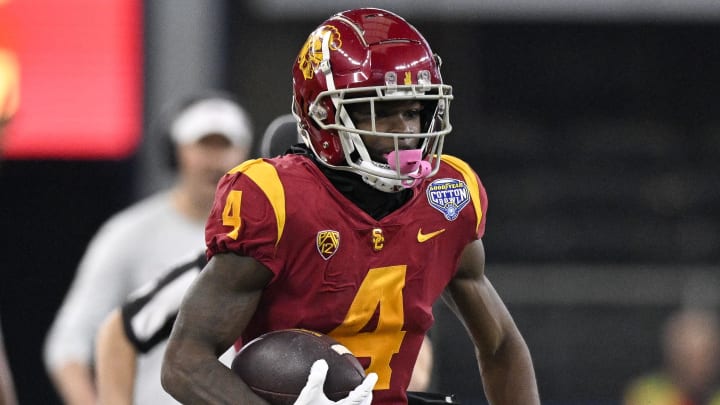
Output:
(440, 154), (489, 239)
(205, 159), (286, 275)
(120, 254), (205, 353)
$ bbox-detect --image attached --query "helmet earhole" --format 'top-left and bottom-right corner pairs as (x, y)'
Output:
(310, 104), (328, 121)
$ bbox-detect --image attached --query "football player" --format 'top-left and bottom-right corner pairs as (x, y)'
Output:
(161, 8), (540, 404)
(94, 114), (436, 404)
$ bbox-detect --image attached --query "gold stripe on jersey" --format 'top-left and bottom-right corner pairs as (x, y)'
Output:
(440, 154), (483, 233)
(228, 159), (286, 246)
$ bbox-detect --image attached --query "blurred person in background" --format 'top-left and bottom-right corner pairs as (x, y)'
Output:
(0, 128), (18, 405)
(623, 308), (720, 405)
(0, 319), (17, 405)
(95, 252), (210, 405)
(0, 48), (20, 405)
(43, 90), (254, 405)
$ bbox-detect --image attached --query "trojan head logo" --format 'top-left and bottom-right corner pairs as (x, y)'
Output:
(297, 25), (341, 80)
(316, 229), (340, 260)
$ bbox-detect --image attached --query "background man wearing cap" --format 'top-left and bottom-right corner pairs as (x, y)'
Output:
(43, 91), (254, 405)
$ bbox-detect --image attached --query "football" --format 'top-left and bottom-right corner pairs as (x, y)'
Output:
(231, 328), (366, 404)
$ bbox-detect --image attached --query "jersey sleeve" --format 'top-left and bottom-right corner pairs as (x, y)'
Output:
(205, 159), (287, 274)
(120, 253), (205, 353)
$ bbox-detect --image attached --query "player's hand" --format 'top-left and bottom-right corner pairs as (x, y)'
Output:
(294, 359), (378, 405)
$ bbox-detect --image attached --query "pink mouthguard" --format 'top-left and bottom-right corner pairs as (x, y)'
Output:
(385, 149), (432, 188)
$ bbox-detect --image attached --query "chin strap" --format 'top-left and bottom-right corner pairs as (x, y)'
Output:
(385, 149), (433, 188)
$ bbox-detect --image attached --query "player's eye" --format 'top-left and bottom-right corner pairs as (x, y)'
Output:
(403, 108), (422, 120)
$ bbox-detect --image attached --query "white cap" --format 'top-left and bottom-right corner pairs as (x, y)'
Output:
(170, 98), (253, 147)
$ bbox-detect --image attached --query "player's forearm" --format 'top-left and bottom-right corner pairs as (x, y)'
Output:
(96, 357), (135, 405)
(0, 335), (18, 405)
(0, 364), (18, 405)
(160, 254), (272, 403)
(479, 331), (540, 405)
(95, 311), (135, 405)
(50, 362), (97, 405)
(161, 350), (269, 405)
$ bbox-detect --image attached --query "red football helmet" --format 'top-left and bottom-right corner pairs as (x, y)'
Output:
(292, 8), (453, 192)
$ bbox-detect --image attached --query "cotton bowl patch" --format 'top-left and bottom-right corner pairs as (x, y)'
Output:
(426, 178), (470, 221)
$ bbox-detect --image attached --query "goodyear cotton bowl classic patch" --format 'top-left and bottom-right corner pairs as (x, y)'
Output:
(426, 178), (470, 221)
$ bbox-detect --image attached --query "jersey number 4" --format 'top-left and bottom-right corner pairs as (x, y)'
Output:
(222, 190), (242, 240)
(330, 265), (407, 390)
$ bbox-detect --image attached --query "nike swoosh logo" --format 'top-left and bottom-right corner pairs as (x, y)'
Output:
(417, 228), (446, 243)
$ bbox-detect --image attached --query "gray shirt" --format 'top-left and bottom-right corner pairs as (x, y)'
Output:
(44, 191), (205, 404)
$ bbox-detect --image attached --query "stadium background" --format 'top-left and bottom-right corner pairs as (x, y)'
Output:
(1, 1), (719, 403)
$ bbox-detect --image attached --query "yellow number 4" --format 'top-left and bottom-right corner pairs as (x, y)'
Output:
(222, 190), (242, 240)
(330, 265), (407, 390)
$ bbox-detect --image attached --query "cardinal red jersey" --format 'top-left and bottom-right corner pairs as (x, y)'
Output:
(206, 153), (487, 404)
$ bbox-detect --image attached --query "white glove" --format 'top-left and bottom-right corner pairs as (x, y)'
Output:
(294, 359), (378, 405)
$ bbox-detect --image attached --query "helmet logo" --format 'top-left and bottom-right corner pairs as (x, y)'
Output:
(316, 229), (340, 260)
(297, 25), (342, 80)
(426, 178), (470, 221)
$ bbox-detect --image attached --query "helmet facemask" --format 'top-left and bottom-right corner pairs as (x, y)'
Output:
(305, 83), (452, 193)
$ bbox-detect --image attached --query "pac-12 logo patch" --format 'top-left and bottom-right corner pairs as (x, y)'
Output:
(316, 230), (340, 260)
(426, 178), (470, 221)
